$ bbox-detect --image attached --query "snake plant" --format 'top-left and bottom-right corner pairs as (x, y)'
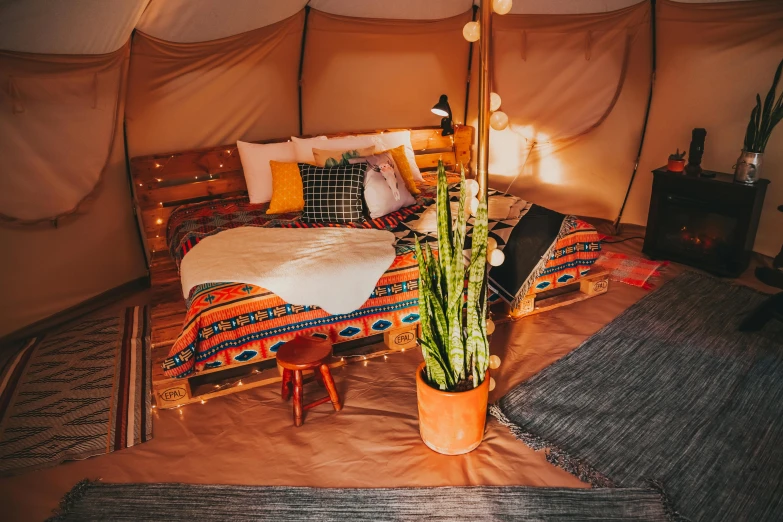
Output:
(743, 58), (783, 154)
(414, 161), (489, 391)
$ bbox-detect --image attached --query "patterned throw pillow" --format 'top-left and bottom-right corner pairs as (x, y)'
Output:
(312, 146), (376, 168)
(266, 161), (304, 214)
(348, 152), (416, 219)
(299, 163), (366, 223)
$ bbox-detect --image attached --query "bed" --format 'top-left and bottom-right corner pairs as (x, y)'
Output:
(129, 126), (601, 405)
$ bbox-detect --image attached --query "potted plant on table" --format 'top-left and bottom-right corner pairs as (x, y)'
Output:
(667, 149), (687, 172)
(735, 58), (783, 184)
(413, 161), (493, 455)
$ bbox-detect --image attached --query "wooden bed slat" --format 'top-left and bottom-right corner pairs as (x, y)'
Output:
(414, 151), (458, 170)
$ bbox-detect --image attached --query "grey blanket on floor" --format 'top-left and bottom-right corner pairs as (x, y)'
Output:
(493, 271), (783, 522)
(50, 481), (671, 521)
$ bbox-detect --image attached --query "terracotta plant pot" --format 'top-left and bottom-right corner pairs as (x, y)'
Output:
(415, 362), (489, 455)
(667, 158), (686, 172)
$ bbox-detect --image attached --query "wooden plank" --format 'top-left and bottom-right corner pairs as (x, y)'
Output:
(133, 148), (242, 184)
(383, 324), (419, 351)
(410, 128), (455, 151)
(453, 125), (474, 173)
(414, 151), (457, 170)
(138, 172), (246, 209)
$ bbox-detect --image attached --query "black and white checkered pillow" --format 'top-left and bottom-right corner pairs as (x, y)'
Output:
(299, 163), (366, 223)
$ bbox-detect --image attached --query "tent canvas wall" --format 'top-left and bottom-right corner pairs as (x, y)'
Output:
(1, 0), (781, 338)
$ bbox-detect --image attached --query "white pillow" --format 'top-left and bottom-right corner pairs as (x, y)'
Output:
(292, 135), (373, 164)
(371, 130), (423, 181)
(350, 152), (415, 219)
(236, 140), (296, 204)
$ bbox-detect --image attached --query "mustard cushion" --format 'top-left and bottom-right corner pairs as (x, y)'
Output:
(266, 161), (304, 214)
(387, 145), (420, 195)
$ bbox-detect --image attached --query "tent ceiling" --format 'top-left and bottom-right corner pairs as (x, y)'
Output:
(136, 0), (308, 43)
(0, 0), (149, 55)
(0, 0), (753, 54)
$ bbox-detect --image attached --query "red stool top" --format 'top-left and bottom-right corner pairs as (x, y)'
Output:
(276, 335), (332, 370)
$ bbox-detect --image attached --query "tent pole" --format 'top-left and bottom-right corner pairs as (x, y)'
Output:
(123, 29), (151, 273)
(476, 0), (492, 197)
(612, 0), (657, 234)
(463, 5), (479, 125)
(297, 5), (312, 136)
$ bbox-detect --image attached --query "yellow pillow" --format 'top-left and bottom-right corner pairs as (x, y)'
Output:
(387, 145), (420, 195)
(266, 161), (304, 214)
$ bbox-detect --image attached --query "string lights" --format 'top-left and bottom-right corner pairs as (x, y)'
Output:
(462, 0), (513, 43)
(168, 346), (412, 411)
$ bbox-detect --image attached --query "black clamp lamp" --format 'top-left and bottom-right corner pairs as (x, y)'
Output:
(431, 94), (454, 136)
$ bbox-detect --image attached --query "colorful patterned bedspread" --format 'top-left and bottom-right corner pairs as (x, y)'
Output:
(163, 174), (600, 378)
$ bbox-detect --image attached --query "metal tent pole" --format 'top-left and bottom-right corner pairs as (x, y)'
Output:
(476, 0), (493, 199)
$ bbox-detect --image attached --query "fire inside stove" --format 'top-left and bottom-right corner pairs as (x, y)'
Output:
(659, 210), (736, 260)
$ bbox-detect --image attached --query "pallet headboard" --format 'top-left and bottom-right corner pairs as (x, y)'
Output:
(129, 125), (474, 254)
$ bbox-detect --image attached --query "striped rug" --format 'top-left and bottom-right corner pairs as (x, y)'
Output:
(0, 306), (152, 476)
(492, 272), (783, 521)
(49, 482), (673, 521)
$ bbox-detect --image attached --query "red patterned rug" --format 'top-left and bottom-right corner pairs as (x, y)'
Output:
(593, 252), (668, 290)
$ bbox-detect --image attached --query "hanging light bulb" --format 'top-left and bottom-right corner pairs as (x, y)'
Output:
(488, 248), (505, 266)
(463, 21), (480, 42)
(493, 0), (513, 15)
(487, 236), (498, 253)
(465, 178), (480, 197)
(489, 377), (496, 392)
(489, 354), (501, 369)
(490, 92), (502, 112)
(469, 196), (480, 216)
(490, 111), (509, 131)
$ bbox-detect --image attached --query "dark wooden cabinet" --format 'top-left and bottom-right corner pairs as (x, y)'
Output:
(643, 168), (769, 278)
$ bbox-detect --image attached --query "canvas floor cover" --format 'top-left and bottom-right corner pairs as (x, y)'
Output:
(0, 227), (777, 521)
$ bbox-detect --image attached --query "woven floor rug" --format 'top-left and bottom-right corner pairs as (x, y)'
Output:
(593, 252), (668, 289)
(492, 272), (783, 521)
(49, 481), (672, 521)
(0, 306), (152, 476)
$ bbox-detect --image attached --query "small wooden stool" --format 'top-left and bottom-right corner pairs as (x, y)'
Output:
(277, 336), (342, 427)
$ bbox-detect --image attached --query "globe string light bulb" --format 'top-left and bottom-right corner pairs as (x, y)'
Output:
(490, 111), (509, 131)
(488, 248), (506, 267)
(493, 0), (513, 15)
(487, 236), (498, 253)
(490, 92), (502, 112)
(464, 178), (480, 197)
(469, 196), (481, 216)
(463, 21), (480, 42)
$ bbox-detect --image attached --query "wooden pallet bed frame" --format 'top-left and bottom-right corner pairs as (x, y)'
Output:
(129, 125), (472, 408)
(129, 124), (609, 408)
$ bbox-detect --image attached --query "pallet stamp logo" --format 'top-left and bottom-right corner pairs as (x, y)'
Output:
(394, 331), (415, 345)
(160, 387), (187, 402)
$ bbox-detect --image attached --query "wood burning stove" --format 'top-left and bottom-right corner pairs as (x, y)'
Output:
(643, 168), (769, 278)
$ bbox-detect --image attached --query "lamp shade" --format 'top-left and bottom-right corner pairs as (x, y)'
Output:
(431, 94), (452, 118)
